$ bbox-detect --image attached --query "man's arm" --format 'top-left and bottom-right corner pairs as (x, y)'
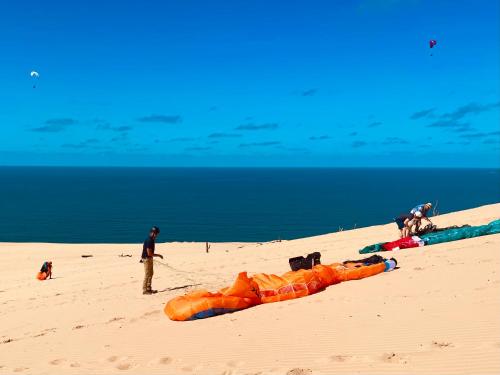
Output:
(147, 248), (163, 259)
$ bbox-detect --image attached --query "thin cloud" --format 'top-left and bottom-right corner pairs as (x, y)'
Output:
(45, 118), (78, 126)
(440, 102), (500, 121)
(368, 121), (382, 128)
(137, 115), (182, 124)
(410, 108), (435, 120)
(427, 120), (471, 129)
(170, 137), (198, 142)
(208, 133), (242, 138)
(32, 125), (66, 133)
(31, 118), (78, 132)
(235, 123), (279, 131)
(383, 137), (409, 145)
(111, 133), (129, 142)
(97, 124), (132, 132)
(352, 141), (367, 148)
(115, 126), (132, 132)
(301, 88), (318, 97)
(309, 135), (331, 141)
(453, 125), (475, 133)
(483, 139), (500, 144)
(459, 131), (500, 139)
(239, 141), (281, 147)
(424, 102), (500, 129)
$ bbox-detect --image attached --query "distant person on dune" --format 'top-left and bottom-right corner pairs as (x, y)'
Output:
(394, 213), (414, 238)
(406, 203), (433, 235)
(141, 226), (163, 295)
(37, 261), (52, 280)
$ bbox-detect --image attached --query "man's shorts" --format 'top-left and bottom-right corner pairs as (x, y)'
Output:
(394, 217), (406, 230)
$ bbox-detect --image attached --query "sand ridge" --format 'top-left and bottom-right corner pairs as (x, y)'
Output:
(0, 203), (499, 374)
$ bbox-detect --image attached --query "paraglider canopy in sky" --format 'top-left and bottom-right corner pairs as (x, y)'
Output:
(30, 70), (39, 88)
(429, 40), (437, 56)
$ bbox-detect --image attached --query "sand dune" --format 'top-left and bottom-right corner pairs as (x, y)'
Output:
(1, 203), (499, 374)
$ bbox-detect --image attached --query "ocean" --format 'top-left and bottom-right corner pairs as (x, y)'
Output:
(0, 167), (498, 243)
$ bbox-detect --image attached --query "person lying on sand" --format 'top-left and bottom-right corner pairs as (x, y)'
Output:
(37, 261), (52, 280)
(141, 226), (163, 295)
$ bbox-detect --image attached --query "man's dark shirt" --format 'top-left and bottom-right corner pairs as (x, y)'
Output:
(142, 236), (155, 259)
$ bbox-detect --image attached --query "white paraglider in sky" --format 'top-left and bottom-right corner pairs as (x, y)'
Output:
(30, 71), (39, 88)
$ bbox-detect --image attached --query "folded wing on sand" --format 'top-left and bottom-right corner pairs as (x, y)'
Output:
(165, 257), (395, 321)
(359, 219), (500, 254)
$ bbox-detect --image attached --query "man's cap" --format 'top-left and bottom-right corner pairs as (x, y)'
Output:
(150, 226), (160, 234)
(424, 203), (433, 209)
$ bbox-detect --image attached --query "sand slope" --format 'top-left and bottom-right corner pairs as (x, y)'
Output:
(1, 203), (499, 375)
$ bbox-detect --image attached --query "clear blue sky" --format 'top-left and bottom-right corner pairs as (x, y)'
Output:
(1, 0), (499, 167)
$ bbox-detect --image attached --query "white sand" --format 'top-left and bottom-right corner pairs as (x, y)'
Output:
(0, 203), (499, 374)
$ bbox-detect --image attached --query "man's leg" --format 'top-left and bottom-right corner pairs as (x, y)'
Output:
(148, 260), (154, 291)
(143, 258), (153, 293)
(414, 219), (421, 234)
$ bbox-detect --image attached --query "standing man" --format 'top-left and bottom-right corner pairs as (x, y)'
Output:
(141, 226), (163, 295)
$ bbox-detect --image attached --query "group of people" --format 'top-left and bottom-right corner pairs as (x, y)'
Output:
(36, 204), (435, 294)
(394, 203), (433, 238)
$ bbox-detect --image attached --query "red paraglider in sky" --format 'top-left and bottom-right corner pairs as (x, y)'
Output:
(429, 39), (437, 56)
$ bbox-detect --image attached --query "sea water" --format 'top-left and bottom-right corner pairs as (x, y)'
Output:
(0, 167), (498, 243)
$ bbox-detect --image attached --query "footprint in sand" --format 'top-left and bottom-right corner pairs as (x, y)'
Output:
(73, 325), (85, 330)
(287, 368), (312, 375)
(13, 367), (29, 372)
(70, 362), (81, 368)
(107, 356), (119, 363)
(432, 341), (454, 348)
(116, 363), (132, 370)
(107, 317), (125, 323)
(181, 366), (193, 372)
(142, 310), (161, 318)
(381, 352), (409, 364)
(49, 359), (66, 365)
(226, 360), (243, 368)
(330, 355), (351, 362)
(158, 357), (173, 365)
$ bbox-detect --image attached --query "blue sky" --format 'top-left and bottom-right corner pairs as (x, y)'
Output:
(0, 0), (499, 167)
